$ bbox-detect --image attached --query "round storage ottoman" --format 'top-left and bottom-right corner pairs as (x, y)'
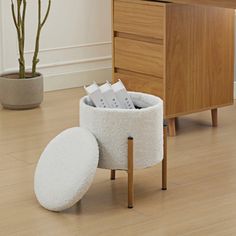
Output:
(80, 92), (163, 170)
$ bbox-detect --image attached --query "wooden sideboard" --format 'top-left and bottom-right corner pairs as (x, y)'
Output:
(112, 0), (235, 136)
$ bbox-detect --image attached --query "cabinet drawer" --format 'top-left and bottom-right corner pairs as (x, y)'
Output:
(114, 0), (165, 39)
(114, 69), (164, 98)
(114, 37), (164, 77)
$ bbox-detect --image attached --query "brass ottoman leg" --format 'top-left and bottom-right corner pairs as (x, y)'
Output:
(128, 137), (134, 208)
(162, 125), (168, 190)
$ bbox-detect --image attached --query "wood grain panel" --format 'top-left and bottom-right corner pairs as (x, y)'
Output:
(154, 0), (236, 9)
(115, 32), (164, 45)
(115, 37), (164, 77)
(165, 4), (234, 117)
(120, 0), (236, 8)
(114, 0), (165, 39)
(114, 69), (164, 98)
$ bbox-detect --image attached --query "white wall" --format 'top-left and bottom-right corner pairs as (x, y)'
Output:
(0, 0), (112, 91)
(0, 1), (235, 96)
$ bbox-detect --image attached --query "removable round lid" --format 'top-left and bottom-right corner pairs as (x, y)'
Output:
(34, 127), (99, 212)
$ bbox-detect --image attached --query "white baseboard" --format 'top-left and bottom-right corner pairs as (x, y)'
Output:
(44, 67), (112, 92)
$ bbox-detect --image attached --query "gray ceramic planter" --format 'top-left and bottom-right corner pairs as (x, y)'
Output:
(0, 72), (44, 110)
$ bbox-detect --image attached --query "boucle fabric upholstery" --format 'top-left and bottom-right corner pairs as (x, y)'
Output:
(34, 127), (99, 212)
(80, 92), (163, 170)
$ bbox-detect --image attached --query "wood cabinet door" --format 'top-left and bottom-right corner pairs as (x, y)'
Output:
(165, 4), (234, 118)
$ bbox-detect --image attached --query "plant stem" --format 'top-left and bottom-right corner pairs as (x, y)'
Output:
(22, 0), (26, 51)
(32, 0), (51, 77)
(11, 0), (51, 78)
(11, 0), (26, 79)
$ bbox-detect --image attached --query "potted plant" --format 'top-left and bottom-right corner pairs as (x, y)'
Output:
(0, 0), (51, 110)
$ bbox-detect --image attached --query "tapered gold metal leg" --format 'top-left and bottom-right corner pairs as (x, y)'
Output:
(162, 125), (168, 190)
(128, 137), (134, 208)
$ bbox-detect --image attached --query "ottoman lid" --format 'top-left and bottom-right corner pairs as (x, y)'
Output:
(34, 127), (99, 212)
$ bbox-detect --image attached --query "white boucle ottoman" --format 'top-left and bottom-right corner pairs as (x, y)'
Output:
(34, 92), (166, 211)
(80, 92), (164, 170)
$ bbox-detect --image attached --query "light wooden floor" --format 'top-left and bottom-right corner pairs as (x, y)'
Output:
(0, 87), (236, 236)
